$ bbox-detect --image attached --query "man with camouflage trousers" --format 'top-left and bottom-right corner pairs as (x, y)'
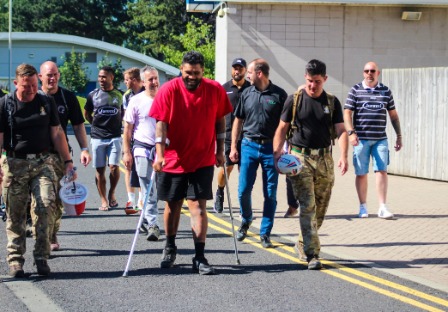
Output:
(273, 59), (348, 270)
(0, 64), (76, 277)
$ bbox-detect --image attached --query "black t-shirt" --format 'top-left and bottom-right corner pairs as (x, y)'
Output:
(222, 79), (251, 143)
(42, 87), (85, 135)
(0, 92), (60, 153)
(281, 91), (343, 149)
(234, 82), (288, 140)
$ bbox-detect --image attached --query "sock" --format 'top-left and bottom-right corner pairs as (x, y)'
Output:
(166, 235), (176, 248)
(194, 242), (205, 259)
(217, 186), (224, 195)
(127, 192), (135, 204)
(360, 203), (367, 208)
(138, 191), (143, 204)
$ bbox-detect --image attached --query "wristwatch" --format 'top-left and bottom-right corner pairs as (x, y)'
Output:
(348, 130), (357, 136)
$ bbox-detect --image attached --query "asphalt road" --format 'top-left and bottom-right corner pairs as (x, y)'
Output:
(1, 136), (447, 312)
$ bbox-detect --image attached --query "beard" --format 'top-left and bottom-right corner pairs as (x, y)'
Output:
(183, 77), (201, 91)
(233, 74), (244, 82)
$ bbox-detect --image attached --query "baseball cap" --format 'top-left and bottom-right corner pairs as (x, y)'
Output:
(231, 58), (247, 68)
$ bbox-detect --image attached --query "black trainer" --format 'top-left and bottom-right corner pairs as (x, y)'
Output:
(236, 221), (251, 241)
(139, 218), (148, 235)
(160, 246), (177, 268)
(260, 235), (273, 248)
(213, 189), (224, 213)
(35, 259), (51, 276)
(192, 257), (216, 275)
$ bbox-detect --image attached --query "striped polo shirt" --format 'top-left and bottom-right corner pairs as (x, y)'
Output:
(344, 81), (395, 140)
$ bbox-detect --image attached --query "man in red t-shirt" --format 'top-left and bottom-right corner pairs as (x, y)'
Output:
(150, 51), (232, 275)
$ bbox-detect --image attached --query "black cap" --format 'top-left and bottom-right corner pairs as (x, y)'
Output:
(231, 58), (247, 68)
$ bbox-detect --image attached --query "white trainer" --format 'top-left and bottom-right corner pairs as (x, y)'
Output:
(378, 204), (394, 219)
(358, 204), (368, 218)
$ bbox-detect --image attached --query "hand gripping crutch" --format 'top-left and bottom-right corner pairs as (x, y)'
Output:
(122, 169), (156, 277)
(223, 164), (241, 264)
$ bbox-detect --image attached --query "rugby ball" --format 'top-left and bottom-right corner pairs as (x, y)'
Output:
(277, 154), (302, 176)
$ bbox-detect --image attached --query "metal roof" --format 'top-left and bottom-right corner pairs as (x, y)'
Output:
(0, 32), (180, 77)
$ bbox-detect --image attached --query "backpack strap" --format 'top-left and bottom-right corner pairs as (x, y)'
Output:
(286, 87), (303, 140)
(325, 92), (337, 146)
(3, 93), (14, 149)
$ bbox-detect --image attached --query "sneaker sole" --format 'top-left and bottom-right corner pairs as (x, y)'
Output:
(308, 263), (322, 270)
(359, 214), (369, 218)
(160, 261), (175, 269)
(147, 235), (159, 241)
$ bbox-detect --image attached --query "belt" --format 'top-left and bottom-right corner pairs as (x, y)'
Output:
(291, 145), (331, 157)
(245, 137), (273, 145)
(6, 151), (48, 160)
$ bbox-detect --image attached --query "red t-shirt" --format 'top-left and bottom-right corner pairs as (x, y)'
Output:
(149, 77), (232, 173)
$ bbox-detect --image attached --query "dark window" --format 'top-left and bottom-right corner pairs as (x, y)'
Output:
(65, 52), (97, 63)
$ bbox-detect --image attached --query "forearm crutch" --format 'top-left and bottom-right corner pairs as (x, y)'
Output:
(223, 164), (241, 264)
(122, 168), (156, 277)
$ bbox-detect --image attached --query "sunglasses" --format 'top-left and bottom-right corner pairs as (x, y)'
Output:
(364, 69), (376, 74)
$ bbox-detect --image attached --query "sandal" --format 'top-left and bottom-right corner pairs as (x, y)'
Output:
(108, 199), (119, 208)
(99, 206), (109, 211)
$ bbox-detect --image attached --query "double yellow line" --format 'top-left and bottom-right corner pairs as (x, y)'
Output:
(200, 210), (447, 312)
(120, 162), (447, 311)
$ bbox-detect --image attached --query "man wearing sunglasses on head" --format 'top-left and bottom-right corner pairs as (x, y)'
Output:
(344, 61), (403, 220)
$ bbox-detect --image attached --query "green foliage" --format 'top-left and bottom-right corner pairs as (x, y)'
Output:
(59, 48), (89, 94)
(161, 17), (216, 79)
(0, 0), (129, 46)
(97, 53), (124, 89)
(126, 0), (186, 59)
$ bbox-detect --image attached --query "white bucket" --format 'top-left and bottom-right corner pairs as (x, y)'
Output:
(59, 182), (88, 216)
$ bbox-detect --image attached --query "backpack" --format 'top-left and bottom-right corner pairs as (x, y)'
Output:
(286, 87), (337, 145)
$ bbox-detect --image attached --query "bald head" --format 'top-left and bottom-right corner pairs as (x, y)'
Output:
(39, 61), (60, 94)
(363, 61), (380, 88)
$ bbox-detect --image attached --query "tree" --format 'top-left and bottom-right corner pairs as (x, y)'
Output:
(97, 53), (124, 89)
(161, 16), (216, 79)
(59, 48), (89, 94)
(125, 0), (215, 61)
(0, 0), (129, 46)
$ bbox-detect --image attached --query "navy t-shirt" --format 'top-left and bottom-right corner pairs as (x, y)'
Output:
(85, 88), (123, 139)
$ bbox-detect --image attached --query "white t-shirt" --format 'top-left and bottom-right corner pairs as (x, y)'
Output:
(123, 92), (156, 158)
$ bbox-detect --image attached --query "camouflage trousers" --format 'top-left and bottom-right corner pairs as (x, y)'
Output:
(30, 153), (64, 244)
(1, 154), (57, 265)
(289, 151), (335, 258)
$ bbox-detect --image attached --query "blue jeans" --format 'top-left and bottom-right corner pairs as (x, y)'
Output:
(238, 138), (278, 236)
(135, 156), (159, 227)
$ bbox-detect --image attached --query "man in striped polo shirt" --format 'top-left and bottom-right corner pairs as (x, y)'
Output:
(344, 61), (403, 219)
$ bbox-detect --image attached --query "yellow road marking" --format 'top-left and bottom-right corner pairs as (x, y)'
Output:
(201, 210), (448, 311)
(120, 164), (447, 311)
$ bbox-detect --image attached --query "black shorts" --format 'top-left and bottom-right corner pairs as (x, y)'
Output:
(224, 140), (241, 166)
(156, 166), (214, 202)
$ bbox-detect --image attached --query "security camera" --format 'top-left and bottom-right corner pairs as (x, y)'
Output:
(218, 8), (225, 18)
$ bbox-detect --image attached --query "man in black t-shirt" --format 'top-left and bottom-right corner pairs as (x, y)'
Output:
(213, 58), (250, 213)
(273, 59), (348, 270)
(0, 63), (76, 277)
(38, 61), (91, 251)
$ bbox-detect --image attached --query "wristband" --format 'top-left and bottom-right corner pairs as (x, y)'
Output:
(217, 133), (225, 139)
(64, 159), (73, 165)
(81, 147), (89, 152)
(155, 137), (163, 144)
